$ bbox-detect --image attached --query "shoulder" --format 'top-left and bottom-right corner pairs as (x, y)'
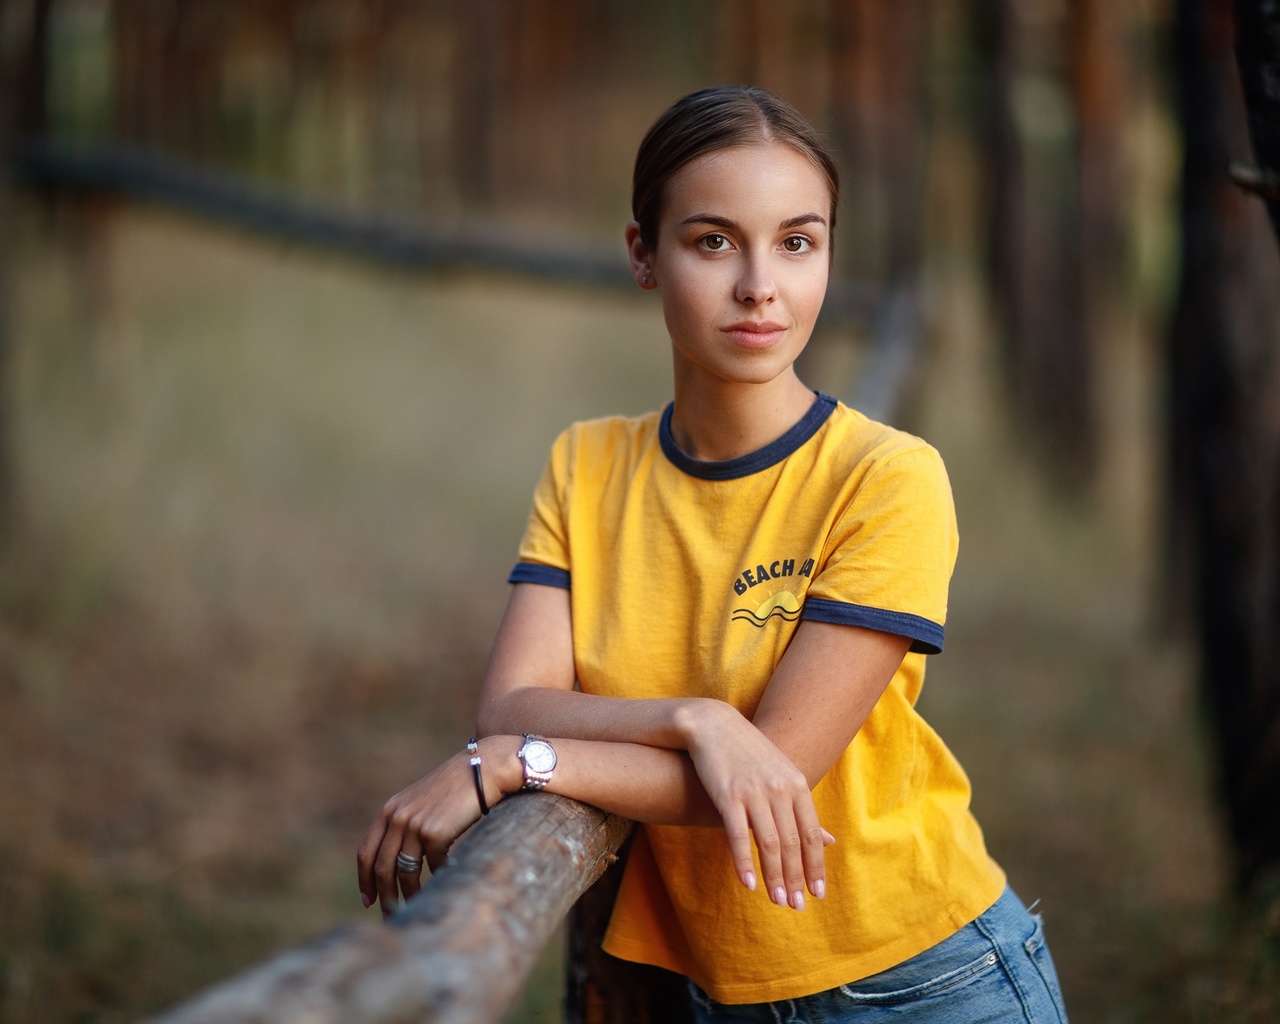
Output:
(550, 409), (663, 464)
(817, 401), (950, 494)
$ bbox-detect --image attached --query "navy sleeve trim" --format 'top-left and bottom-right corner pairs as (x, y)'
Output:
(801, 597), (944, 654)
(508, 562), (571, 589)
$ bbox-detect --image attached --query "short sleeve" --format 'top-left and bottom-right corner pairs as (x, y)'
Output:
(508, 429), (573, 589)
(802, 444), (958, 654)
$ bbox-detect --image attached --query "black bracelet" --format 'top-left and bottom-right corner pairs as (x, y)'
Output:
(466, 737), (490, 815)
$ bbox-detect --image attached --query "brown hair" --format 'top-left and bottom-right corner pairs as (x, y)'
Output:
(631, 85), (840, 252)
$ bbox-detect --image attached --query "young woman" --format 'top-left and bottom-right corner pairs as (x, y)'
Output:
(357, 86), (1068, 1023)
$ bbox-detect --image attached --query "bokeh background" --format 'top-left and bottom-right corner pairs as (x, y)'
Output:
(1, 1), (1278, 1021)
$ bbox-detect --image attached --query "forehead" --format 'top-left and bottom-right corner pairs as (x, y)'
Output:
(662, 143), (832, 221)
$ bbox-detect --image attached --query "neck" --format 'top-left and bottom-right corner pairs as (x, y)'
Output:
(668, 369), (816, 462)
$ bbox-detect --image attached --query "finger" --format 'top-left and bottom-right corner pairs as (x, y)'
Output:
(374, 808), (411, 917)
(793, 797), (828, 901)
(747, 801), (785, 909)
(719, 803), (757, 892)
(398, 869), (423, 903)
(766, 794), (806, 912)
(356, 814), (391, 909)
(396, 830), (426, 904)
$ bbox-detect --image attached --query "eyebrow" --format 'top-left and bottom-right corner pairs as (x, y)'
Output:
(680, 213), (828, 230)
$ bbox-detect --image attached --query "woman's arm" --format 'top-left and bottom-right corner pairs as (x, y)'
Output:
(358, 582), (908, 916)
(476, 582), (705, 747)
(479, 582), (909, 896)
(479, 583), (909, 786)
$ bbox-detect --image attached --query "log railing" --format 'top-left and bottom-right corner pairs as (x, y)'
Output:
(10, 139), (879, 330)
(147, 793), (632, 1024)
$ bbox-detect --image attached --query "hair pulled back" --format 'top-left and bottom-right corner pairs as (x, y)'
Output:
(631, 85), (840, 252)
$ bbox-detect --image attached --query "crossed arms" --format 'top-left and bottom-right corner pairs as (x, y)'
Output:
(356, 581), (909, 916)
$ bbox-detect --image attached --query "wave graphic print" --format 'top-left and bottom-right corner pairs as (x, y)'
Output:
(732, 590), (802, 627)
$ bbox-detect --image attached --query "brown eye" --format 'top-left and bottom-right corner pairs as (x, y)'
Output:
(700, 234), (728, 251)
(782, 236), (810, 254)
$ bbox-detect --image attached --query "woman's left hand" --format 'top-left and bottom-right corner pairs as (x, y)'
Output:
(678, 699), (830, 908)
(356, 736), (513, 916)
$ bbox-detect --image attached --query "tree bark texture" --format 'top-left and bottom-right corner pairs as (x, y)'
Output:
(1172, 0), (1280, 889)
(146, 793), (632, 1024)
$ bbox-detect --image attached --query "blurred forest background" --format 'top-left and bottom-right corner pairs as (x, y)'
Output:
(1, 0), (1279, 1021)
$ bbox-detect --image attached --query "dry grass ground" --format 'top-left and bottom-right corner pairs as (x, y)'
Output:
(0, 199), (1276, 1023)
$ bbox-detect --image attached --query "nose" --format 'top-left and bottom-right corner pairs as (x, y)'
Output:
(735, 255), (777, 306)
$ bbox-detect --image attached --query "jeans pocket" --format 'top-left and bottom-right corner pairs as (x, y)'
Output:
(835, 947), (1002, 1006)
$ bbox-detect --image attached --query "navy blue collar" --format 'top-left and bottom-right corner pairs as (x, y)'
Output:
(659, 392), (837, 480)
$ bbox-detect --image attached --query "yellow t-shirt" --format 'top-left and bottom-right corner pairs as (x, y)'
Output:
(511, 393), (1006, 1004)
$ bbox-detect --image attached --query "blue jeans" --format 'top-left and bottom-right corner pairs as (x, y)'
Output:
(687, 887), (1068, 1023)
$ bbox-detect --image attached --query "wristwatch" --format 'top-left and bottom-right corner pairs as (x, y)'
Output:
(517, 734), (557, 790)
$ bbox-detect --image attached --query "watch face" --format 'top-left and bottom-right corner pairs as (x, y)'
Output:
(524, 741), (556, 773)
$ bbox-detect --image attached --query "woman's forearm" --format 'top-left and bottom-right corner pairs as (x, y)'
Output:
(477, 685), (717, 752)
(478, 726), (830, 906)
(480, 733), (721, 826)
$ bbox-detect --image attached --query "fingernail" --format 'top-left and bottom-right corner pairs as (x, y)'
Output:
(773, 886), (786, 906)
(743, 871), (757, 892)
(790, 890), (805, 912)
(361, 892), (372, 908)
(814, 879), (826, 900)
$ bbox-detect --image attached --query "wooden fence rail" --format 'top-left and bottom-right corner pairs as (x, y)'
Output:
(148, 794), (633, 1024)
(10, 138), (879, 329)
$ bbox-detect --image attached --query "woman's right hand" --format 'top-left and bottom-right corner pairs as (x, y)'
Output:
(355, 735), (516, 917)
(677, 699), (832, 911)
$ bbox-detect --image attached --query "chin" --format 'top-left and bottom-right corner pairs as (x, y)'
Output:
(714, 358), (799, 387)
(672, 339), (810, 389)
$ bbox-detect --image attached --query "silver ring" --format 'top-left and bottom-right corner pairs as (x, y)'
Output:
(395, 851), (423, 873)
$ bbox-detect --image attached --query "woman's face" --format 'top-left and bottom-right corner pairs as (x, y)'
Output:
(631, 142), (832, 391)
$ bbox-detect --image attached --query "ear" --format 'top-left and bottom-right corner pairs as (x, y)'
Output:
(625, 221), (657, 290)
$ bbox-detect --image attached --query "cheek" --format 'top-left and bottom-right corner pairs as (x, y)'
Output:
(658, 263), (717, 325)
(660, 287), (706, 338)
(807, 275), (830, 312)
(789, 267), (829, 318)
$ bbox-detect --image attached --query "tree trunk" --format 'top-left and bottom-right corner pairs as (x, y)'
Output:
(1172, 0), (1280, 889)
(973, 0), (1095, 488)
(0, 0), (48, 544)
(1235, 0), (1280, 237)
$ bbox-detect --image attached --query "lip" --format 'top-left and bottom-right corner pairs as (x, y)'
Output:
(722, 320), (788, 348)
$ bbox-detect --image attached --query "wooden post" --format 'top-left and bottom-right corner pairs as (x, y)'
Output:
(146, 793), (632, 1024)
(562, 835), (695, 1024)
